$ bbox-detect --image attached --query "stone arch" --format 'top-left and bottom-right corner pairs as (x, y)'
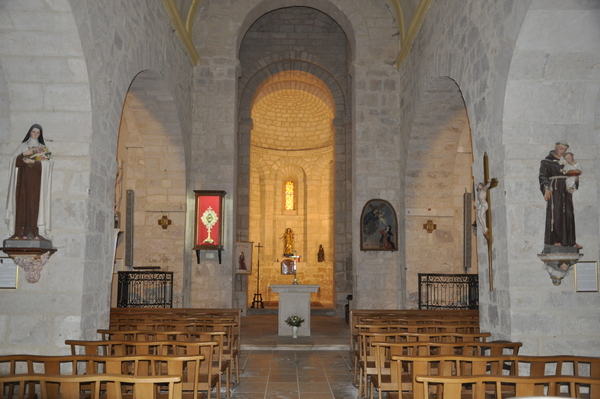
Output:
(114, 70), (186, 306)
(235, 1), (358, 62)
(237, 10), (349, 312)
(404, 76), (475, 308)
(239, 52), (347, 120)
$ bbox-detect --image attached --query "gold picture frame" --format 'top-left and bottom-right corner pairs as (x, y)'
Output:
(574, 261), (599, 292)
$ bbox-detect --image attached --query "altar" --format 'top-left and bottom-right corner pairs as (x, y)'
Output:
(269, 284), (320, 336)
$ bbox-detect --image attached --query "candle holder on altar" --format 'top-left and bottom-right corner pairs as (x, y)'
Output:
(287, 251), (301, 285)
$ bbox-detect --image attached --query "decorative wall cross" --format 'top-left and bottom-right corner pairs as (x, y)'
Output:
(482, 152), (498, 291)
(158, 215), (172, 229)
(423, 219), (437, 233)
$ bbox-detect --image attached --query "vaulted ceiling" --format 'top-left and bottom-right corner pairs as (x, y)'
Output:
(161, 0), (432, 67)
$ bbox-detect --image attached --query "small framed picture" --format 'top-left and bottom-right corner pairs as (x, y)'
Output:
(0, 258), (18, 289)
(281, 259), (295, 275)
(235, 241), (253, 275)
(360, 199), (398, 251)
(574, 261), (598, 292)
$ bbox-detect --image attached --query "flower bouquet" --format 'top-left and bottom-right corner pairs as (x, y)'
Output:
(28, 145), (52, 161)
(285, 315), (304, 338)
(285, 315), (305, 327)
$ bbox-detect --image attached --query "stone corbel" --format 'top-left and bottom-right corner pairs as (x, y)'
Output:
(2, 246), (57, 284)
(537, 250), (583, 286)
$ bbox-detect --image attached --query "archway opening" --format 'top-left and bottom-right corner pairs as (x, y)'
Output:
(112, 71), (186, 308)
(404, 77), (478, 308)
(236, 6), (353, 314)
(248, 70), (336, 308)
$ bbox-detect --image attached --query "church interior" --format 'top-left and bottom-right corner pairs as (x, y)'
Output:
(0, 0), (599, 397)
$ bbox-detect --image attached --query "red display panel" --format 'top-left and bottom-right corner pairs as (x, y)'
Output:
(194, 190), (226, 251)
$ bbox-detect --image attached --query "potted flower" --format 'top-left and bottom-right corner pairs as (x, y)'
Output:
(285, 315), (305, 338)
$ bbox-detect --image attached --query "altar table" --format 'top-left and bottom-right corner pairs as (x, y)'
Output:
(269, 284), (320, 336)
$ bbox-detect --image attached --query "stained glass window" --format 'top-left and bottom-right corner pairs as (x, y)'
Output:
(285, 180), (295, 210)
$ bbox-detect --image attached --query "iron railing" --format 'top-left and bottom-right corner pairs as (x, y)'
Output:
(418, 273), (478, 310)
(117, 271), (173, 308)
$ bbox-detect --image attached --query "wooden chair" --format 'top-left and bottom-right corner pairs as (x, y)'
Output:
(65, 340), (221, 399)
(415, 374), (600, 399)
(388, 354), (600, 399)
(0, 373), (181, 399)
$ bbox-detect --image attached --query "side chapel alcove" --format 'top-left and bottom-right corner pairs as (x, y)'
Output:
(404, 77), (479, 308)
(112, 70), (187, 308)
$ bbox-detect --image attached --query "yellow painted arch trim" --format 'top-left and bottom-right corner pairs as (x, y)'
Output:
(396, 0), (433, 68)
(390, 0), (406, 43)
(162, 0), (201, 65)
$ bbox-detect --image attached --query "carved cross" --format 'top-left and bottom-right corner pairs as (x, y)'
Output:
(423, 219), (437, 233)
(158, 215), (172, 229)
(482, 152), (498, 291)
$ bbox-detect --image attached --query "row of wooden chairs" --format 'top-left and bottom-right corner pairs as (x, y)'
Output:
(377, 354), (600, 399)
(97, 324), (240, 385)
(64, 339), (223, 398)
(106, 308), (241, 391)
(355, 330), (493, 396)
(0, 372), (182, 399)
(411, 374), (600, 399)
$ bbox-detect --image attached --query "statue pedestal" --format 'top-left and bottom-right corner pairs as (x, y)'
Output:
(270, 284), (319, 336)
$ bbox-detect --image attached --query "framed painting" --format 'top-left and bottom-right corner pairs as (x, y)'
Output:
(360, 199), (398, 251)
(235, 241), (253, 275)
(281, 259), (295, 275)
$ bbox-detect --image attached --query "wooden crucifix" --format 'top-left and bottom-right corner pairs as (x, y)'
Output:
(478, 152), (498, 291)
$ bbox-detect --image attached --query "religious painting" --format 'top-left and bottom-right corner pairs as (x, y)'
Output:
(193, 190), (226, 251)
(235, 241), (253, 275)
(360, 199), (398, 251)
(281, 258), (296, 275)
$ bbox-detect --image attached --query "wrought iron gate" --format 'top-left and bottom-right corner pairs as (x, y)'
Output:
(418, 273), (478, 310)
(117, 271), (173, 308)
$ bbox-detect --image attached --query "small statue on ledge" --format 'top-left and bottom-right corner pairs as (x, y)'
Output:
(317, 245), (324, 262)
(282, 228), (294, 256)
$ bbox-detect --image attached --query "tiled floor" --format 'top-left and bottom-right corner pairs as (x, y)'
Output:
(225, 314), (358, 399)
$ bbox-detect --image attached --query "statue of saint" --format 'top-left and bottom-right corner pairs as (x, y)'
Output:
(238, 252), (246, 270)
(282, 228), (294, 256)
(539, 141), (581, 249)
(6, 124), (53, 240)
(317, 245), (324, 262)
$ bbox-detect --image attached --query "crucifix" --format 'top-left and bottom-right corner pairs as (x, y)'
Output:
(479, 152), (498, 291)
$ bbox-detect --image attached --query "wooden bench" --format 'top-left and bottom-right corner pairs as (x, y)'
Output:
(0, 373), (181, 399)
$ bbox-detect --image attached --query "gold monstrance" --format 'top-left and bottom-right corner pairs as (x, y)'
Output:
(200, 206), (218, 244)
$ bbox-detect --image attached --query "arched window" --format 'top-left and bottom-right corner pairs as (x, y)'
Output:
(285, 180), (295, 211)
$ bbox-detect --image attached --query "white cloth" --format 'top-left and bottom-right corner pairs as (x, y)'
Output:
(559, 158), (581, 191)
(5, 141), (53, 237)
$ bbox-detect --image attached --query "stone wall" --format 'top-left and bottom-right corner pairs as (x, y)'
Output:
(399, 0), (600, 355)
(502, 1), (600, 355)
(0, 0), (193, 354)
